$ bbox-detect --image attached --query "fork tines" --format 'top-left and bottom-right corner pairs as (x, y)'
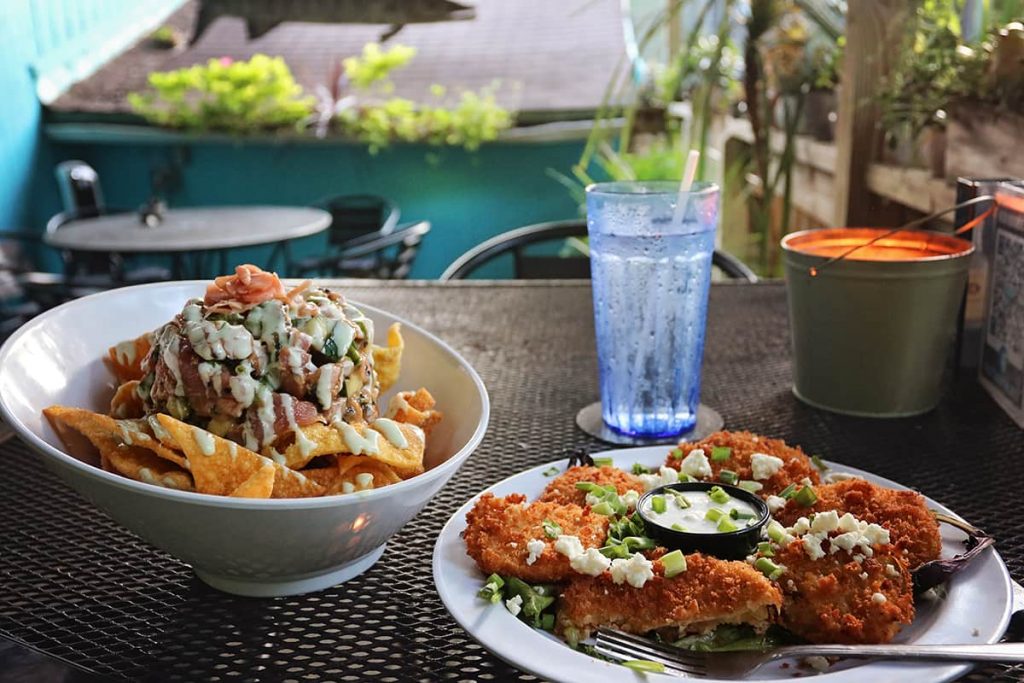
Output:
(595, 628), (707, 677)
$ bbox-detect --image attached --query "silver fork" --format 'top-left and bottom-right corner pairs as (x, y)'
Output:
(595, 628), (1024, 678)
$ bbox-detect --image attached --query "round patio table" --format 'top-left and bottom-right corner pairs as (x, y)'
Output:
(44, 206), (331, 277)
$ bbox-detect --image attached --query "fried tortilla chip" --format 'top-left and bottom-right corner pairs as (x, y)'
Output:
(330, 455), (401, 494)
(273, 420), (425, 477)
(156, 414), (323, 498)
(102, 442), (194, 492)
(300, 463), (341, 489)
(386, 388), (443, 435)
(230, 462), (276, 498)
(115, 418), (189, 470)
(371, 323), (404, 393)
(107, 333), (152, 384)
(110, 381), (145, 419)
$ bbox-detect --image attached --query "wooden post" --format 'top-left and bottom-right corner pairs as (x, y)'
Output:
(832, 0), (916, 226)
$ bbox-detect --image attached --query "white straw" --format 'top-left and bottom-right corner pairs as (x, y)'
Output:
(672, 149), (701, 225)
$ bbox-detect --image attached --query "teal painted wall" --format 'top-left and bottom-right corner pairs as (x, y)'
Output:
(49, 139), (585, 278)
(0, 0), (184, 231)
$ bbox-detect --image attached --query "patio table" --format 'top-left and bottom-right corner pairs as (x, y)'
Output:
(43, 206), (331, 278)
(0, 280), (1022, 682)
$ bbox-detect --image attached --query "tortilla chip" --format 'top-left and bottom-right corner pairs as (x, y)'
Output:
(273, 421), (424, 478)
(300, 463), (341, 489)
(107, 333), (152, 384)
(44, 406), (110, 465)
(386, 388), (443, 435)
(330, 455), (401, 494)
(230, 462), (276, 498)
(110, 381), (145, 419)
(156, 414), (323, 498)
(102, 442), (194, 491)
(372, 323), (404, 393)
(114, 418), (189, 469)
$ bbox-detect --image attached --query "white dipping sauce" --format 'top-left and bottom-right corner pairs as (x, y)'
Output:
(642, 488), (761, 534)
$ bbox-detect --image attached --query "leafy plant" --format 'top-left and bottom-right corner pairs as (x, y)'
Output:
(128, 55), (315, 132)
(342, 42), (417, 90)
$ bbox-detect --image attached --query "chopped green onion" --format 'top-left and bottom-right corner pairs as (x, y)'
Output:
(766, 520), (787, 544)
(661, 549), (688, 578)
(705, 508), (724, 522)
(651, 495), (667, 514)
(812, 455), (829, 472)
(667, 490), (691, 508)
(591, 501), (616, 516)
(757, 541), (774, 557)
(671, 523), (687, 532)
(592, 456), (613, 467)
(708, 486), (730, 504)
(676, 472), (693, 482)
(598, 543), (629, 559)
(711, 446), (732, 462)
(542, 519), (562, 539)
(575, 481), (601, 493)
(322, 337), (339, 361)
(717, 516), (739, 533)
(622, 536), (656, 552)
(729, 508), (757, 520)
(345, 343), (361, 363)
(754, 557), (785, 581)
(778, 483), (798, 500)
(669, 447), (684, 460)
(718, 469), (739, 485)
(631, 463), (651, 475)
(540, 612), (555, 631)
(793, 485), (818, 507)
(738, 480), (764, 493)
(477, 574), (505, 603)
(542, 466), (561, 477)
(622, 660), (666, 674)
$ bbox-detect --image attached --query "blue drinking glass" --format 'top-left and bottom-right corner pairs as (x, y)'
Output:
(586, 181), (719, 438)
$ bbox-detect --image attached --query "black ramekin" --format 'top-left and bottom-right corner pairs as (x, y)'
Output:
(637, 481), (770, 560)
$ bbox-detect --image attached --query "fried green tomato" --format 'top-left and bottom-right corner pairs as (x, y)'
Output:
(537, 465), (643, 506)
(556, 553), (782, 643)
(773, 539), (914, 644)
(773, 478), (941, 569)
(663, 431), (820, 496)
(462, 493), (609, 583)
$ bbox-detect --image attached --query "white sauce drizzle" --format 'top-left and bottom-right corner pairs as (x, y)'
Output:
(333, 420), (380, 455)
(371, 418), (408, 449)
(316, 365), (338, 409)
(192, 427), (217, 456)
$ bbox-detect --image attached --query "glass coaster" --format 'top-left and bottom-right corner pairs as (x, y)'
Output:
(575, 402), (724, 447)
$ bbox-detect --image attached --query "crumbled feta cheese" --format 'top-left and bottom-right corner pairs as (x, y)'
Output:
(610, 553), (655, 588)
(786, 579), (797, 591)
(638, 473), (661, 491)
(853, 554), (865, 564)
(570, 548), (612, 576)
(750, 453), (784, 481)
(766, 495), (787, 513)
(640, 464), (684, 491)
(800, 477), (814, 487)
(658, 466), (679, 485)
(790, 517), (811, 535)
(810, 510), (840, 534)
(621, 490), (640, 508)
(802, 534), (826, 560)
(505, 594), (523, 616)
(859, 572), (869, 580)
(804, 656), (830, 672)
(554, 535), (584, 559)
(526, 539), (545, 566)
(838, 513), (860, 533)
(585, 492), (603, 506)
(871, 592), (887, 604)
(862, 523), (891, 546)
(885, 564), (900, 578)
(829, 532), (860, 553)
(680, 449), (712, 479)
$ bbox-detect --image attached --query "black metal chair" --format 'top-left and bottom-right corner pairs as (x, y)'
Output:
(289, 195), (400, 276)
(439, 220), (759, 282)
(293, 221), (430, 280)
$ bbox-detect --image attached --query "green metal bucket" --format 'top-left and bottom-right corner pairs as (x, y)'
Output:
(782, 228), (974, 417)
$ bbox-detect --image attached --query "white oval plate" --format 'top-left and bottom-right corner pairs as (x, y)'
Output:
(433, 446), (1012, 682)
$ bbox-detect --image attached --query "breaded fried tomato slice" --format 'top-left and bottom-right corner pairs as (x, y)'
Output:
(556, 553), (782, 643)
(538, 465), (643, 507)
(663, 431), (819, 496)
(773, 478), (941, 569)
(462, 493), (608, 583)
(774, 538), (914, 644)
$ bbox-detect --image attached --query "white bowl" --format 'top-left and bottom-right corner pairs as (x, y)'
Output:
(0, 281), (489, 597)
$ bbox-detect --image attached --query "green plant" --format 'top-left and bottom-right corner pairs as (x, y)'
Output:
(128, 55), (315, 132)
(333, 43), (513, 152)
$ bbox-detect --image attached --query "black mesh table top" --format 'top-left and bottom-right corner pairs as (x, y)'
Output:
(1, 281), (1023, 682)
